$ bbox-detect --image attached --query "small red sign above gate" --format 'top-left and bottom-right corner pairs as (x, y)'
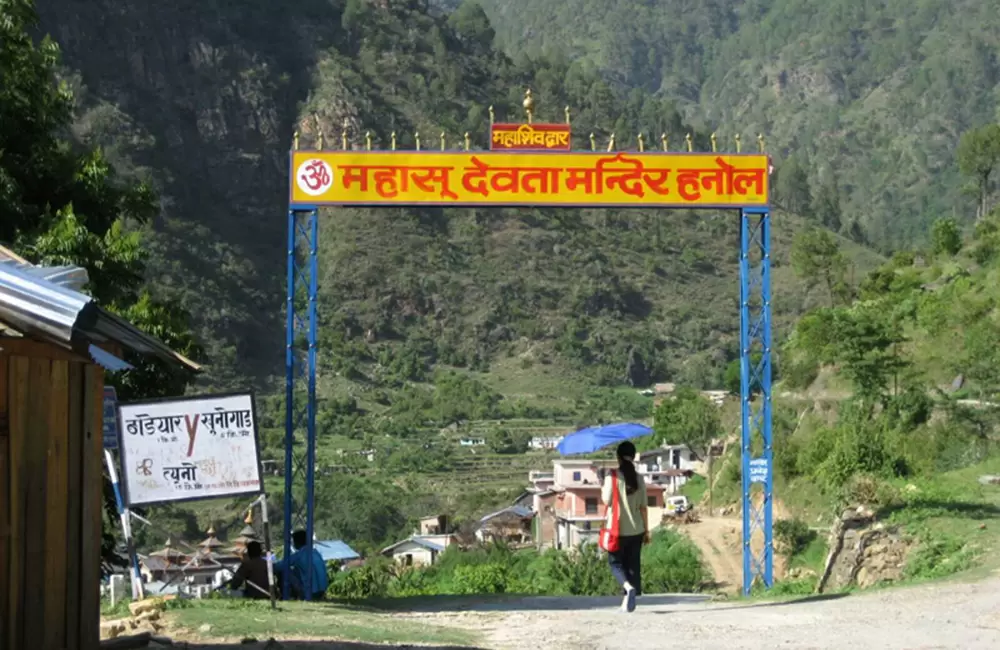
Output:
(490, 123), (572, 151)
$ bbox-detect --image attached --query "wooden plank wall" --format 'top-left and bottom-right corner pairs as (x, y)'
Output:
(0, 343), (104, 650)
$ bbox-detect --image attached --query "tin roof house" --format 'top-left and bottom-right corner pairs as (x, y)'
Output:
(0, 246), (199, 650)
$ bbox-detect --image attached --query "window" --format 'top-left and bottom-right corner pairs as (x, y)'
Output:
(672, 449), (681, 468)
(585, 497), (599, 514)
(572, 471), (582, 482)
(404, 554), (413, 567)
(648, 496), (657, 507)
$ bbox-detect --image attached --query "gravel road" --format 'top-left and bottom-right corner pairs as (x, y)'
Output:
(402, 573), (1000, 650)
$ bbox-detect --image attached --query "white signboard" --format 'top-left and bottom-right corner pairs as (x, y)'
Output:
(117, 392), (263, 506)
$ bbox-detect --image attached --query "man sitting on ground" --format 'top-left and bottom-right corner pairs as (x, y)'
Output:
(228, 540), (270, 599)
(274, 530), (328, 600)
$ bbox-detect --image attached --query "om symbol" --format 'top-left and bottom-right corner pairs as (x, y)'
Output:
(296, 159), (333, 196)
(137, 458), (153, 476)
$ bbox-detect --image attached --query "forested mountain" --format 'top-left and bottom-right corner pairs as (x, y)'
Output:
(36, 0), (880, 390)
(476, 0), (1000, 249)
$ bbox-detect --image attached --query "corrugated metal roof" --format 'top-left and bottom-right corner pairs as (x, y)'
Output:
(381, 536), (446, 555)
(0, 255), (199, 372)
(479, 505), (534, 524)
(315, 540), (360, 562)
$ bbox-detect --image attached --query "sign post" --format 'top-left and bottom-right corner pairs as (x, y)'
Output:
(104, 449), (143, 600)
(103, 386), (119, 450)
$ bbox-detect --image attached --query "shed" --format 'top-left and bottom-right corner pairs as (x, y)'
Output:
(314, 539), (360, 563)
(0, 249), (199, 650)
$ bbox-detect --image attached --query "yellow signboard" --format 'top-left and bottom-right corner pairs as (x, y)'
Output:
(289, 151), (769, 207)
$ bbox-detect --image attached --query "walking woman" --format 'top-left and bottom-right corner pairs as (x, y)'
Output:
(601, 440), (649, 612)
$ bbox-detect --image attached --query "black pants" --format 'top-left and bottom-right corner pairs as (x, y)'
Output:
(608, 534), (643, 596)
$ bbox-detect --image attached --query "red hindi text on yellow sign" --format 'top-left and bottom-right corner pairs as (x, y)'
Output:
(290, 151), (769, 207)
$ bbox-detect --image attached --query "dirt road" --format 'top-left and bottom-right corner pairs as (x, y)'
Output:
(402, 573), (1000, 649)
(676, 516), (744, 591)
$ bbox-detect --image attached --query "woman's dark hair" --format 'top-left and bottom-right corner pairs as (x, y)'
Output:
(616, 441), (639, 494)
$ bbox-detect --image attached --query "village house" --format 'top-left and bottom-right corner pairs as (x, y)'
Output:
(382, 538), (445, 567)
(380, 515), (458, 567)
(529, 435), (563, 451)
(637, 444), (701, 493)
(475, 506), (534, 545)
(527, 459), (666, 549)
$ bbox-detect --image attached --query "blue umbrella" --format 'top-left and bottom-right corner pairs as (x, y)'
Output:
(556, 422), (654, 456)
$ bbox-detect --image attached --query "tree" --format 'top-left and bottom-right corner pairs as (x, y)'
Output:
(811, 173), (842, 232)
(487, 427), (530, 454)
(774, 154), (812, 214)
(790, 228), (851, 305)
(960, 321), (1000, 400)
(930, 217), (962, 256)
(792, 306), (907, 404)
(957, 124), (1000, 220)
(1, 0), (200, 566)
(652, 387), (720, 459)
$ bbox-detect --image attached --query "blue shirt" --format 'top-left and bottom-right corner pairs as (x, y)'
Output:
(275, 547), (328, 596)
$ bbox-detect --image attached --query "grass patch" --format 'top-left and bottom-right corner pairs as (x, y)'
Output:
(166, 599), (477, 646)
(681, 474), (708, 506)
(789, 534), (828, 573)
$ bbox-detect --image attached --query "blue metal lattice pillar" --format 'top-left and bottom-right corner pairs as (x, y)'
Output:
(284, 206), (319, 600)
(739, 207), (774, 595)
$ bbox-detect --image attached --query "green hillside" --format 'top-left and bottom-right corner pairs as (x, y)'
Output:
(475, 0), (1000, 249)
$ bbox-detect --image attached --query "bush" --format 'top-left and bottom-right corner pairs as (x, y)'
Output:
(640, 529), (709, 592)
(326, 535), (709, 601)
(930, 218), (962, 256)
(327, 560), (394, 600)
(451, 563), (510, 594)
(773, 518), (817, 558)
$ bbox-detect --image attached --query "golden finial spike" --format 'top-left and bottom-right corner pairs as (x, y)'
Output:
(489, 105), (495, 125)
(318, 130), (325, 151)
(735, 133), (742, 153)
(711, 132), (717, 153)
(245, 509), (254, 525)
(464, 132), (470, 151)
(660, 133), (668, 152)
(440, 131), (446, 151)
(757, 133), (765, 153)
(685, 133), (693, 152)
(607, 133), (616, 152)
(565, 106), (571, 125)
(342, 118), (348, 150)
(637, 133), (645, 153)
(391, 131), (397, 151)
(589, 133), (596, 151)
(415, 131), (421, 151)
(293, 131), (300, 151)
(523, 89), (535, 125)
(365, 131), (372, 151)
